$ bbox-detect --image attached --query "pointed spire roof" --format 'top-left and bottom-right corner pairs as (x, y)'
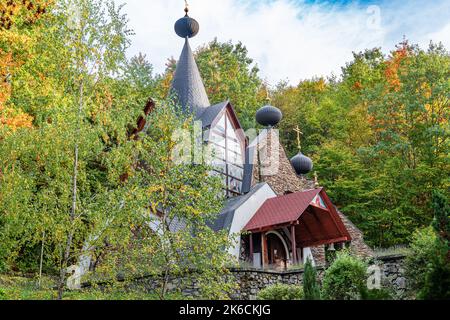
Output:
(171, 6), (210, 117)
(171, 39), (210, 116)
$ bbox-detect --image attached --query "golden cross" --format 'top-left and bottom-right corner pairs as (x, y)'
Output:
(293, 125), (303, 151)
(314, 171), (319, 187)
(185, 0), (189, 12)
(264, 83), (271, 103)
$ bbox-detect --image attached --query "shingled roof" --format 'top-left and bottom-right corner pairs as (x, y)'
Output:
(245, 188), (322, 231)
(171, 38), (210, 117)
(198, 100), (228, 128)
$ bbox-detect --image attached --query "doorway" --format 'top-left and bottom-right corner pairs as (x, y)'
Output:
(266, 232), (289, 270)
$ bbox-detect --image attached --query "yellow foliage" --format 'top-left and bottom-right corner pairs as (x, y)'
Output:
(0, 0), (54, 131)
(148, 185), (164, 194)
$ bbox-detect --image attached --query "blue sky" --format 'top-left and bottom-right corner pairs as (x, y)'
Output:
(115, 0), (450, 84)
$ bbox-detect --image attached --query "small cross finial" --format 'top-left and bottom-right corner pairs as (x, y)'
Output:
(264, 84), (271, 103)
(314, 171), (319, 187)
(293, 125), (303, 151)
(184, 0), (189, 14)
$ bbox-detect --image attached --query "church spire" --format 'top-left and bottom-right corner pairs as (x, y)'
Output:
(171, 4), (210, 117)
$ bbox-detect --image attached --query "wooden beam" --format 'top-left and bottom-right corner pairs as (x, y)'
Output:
(261, 232), (265, 269)
(249, 233), (254, 265)
(291, 224), (297, 265)
(262, 232), (269, 268)
(248, 221), (297, 234)
(299, 236), (349, 248)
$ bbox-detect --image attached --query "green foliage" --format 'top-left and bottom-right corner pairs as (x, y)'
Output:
(86, 100), (234, 300)
(419, 249), (450, 300)
(195, 39), (265, 129)
(0, 274), (186, 300)
(431, 190), (450, 242)
(405, 227), (440, 292)
(321, 251), (368, 300)
(274, 41), (450, 247)
(0, 0), (233, 300)
(405, 227), (450, 299)
(257, 284), (303, 300)
(406, 193), (450, 300)
(362, 288), (393, 300)
(0, 288), (7, 300)
(303, 258), (321, 300)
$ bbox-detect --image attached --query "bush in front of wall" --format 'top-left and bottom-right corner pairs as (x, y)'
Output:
(257, 283), (304, 300)
(321, 251), (368, 300)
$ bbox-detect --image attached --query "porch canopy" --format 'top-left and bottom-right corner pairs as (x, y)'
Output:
(244, 188), (351, 248)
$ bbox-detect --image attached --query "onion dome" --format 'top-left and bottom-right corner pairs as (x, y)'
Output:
(174, 7), (199, 38)
(256, 105), (283, 127)
(291, 152), (313, 175)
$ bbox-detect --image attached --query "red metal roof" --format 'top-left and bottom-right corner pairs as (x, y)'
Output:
(296, 205), (350, 247)
(244, 188), (322, 231)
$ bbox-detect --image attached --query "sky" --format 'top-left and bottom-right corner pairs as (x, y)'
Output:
(114, 0), (450, 85)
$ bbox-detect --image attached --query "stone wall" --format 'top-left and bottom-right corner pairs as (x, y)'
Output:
(227, 267), (325, 300)
(122, 254), (408, 300)
(229, 254), (407, 300)
(374, 254), (408, 299)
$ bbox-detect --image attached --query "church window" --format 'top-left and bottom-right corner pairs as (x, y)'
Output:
(210, 110), (244, 197)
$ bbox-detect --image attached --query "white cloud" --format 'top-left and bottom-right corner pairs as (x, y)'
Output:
(115, 0), (450, 84)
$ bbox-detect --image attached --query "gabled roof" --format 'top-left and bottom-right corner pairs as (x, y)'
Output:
(198, 100), (228, 128)
(171, 38), (210, 117)
(244, 188), (352, 247)
(210, 183), (267, 232)
(244, 188), (322, 231)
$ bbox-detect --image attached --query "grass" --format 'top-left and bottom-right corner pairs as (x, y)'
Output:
(0, 274), (186, 300)
(373, 245), (411, 258)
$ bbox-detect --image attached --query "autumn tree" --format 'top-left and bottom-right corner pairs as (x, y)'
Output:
(0, 0), (54, 130)
(0, 0), (141, 299)
(273, 41), (449, 247)
(92, 100), (235, 299)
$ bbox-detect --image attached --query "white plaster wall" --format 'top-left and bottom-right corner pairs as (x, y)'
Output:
(228, 183), (277, 258)
(303, 247), (315, 266)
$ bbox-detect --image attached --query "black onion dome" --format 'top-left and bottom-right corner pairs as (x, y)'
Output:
(291, 152), (313, 175)
(256, 105), (283, 127)
(174, 12), (200, 38)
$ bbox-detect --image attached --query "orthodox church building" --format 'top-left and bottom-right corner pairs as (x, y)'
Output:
(167, 7), (373, 269)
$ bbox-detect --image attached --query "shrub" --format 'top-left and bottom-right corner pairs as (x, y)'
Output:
(321, 251), (367, 300)
(406, 227), (450, 300)
(257, 284), (303, 300)
(362, 288), (393, 300)
(405, 227), (438, 291)
(303, 258), (321, 300)
(419, 250), (450, 300)
(0, 288), (7, 300)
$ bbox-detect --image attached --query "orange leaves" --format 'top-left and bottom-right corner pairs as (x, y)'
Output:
(384, 46), (409, 92)
(353, 81), (363, 90)
(0, 1), (53, 131)
(0, 0), (54, 30)
(0, 106), (34, 130)
(0, 49), (33, 130)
